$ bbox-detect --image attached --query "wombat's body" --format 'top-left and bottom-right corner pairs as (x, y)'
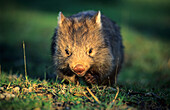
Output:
(51, 11), (124, 86)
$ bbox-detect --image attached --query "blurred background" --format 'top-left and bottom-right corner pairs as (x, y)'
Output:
(0, 0), (170, 89)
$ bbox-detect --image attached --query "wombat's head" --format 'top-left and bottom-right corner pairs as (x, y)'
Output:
(53, 11), (113, 78)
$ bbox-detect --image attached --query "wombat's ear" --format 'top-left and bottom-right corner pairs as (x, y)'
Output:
(92, 11), (102, 28)
(58, 12), (66, 26)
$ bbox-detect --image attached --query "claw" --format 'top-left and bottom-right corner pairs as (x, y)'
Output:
(84, 73), (98, 84)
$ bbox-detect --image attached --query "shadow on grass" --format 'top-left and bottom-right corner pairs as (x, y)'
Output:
(0, 43), (54, 80)
(128, 22), (170, 40)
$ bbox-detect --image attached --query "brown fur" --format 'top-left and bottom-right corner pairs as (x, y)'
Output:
(51, 11), (124, 86)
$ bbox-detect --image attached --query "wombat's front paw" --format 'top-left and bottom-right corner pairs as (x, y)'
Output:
(84, 73), (98, 84)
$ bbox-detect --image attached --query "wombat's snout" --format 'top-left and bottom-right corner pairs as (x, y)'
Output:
(73, 64), (85, 75)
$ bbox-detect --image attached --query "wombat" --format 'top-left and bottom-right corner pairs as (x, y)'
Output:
(51, 11), (124, 86)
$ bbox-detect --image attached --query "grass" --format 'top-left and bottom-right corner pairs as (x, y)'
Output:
(0, 72), (169, 109)
(0, 73), (123, 109)
(0, 0), (170, 109)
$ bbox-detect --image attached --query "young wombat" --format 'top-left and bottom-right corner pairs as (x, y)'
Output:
(51, 11), (124, 86)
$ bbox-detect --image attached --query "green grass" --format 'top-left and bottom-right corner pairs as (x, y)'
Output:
(0, 0), (170, 109)
(0, 72), (169, 109)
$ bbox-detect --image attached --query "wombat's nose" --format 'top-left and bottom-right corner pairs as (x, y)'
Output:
(73, 64), (85, 74)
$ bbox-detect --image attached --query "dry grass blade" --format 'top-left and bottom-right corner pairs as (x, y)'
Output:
(112, 86), (119, 103)
(83, 92), (94, 103)
(86, 87), (101, 104)
(106, 86), (120, 110)
(23, 41), (28, 82)
(6, 82), (11, 90)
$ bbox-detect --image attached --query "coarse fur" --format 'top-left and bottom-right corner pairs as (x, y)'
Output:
(51, 11), (124, 86)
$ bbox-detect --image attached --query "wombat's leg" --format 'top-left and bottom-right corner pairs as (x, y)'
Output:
(84, 73), (99, 84)
(103, 66), (122, 86)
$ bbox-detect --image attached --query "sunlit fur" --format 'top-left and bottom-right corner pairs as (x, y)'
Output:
(51, 11), (124, 85)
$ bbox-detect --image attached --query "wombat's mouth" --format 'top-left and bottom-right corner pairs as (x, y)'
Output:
(59, 68), (99, 84)
(74, 68), (96, 77)
(75, 71), (86, 77)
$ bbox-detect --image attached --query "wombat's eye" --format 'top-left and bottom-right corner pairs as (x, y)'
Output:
(65, 49), (71, 56)
(89, 48), (92, 54)
(87, 48), (93, 56)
